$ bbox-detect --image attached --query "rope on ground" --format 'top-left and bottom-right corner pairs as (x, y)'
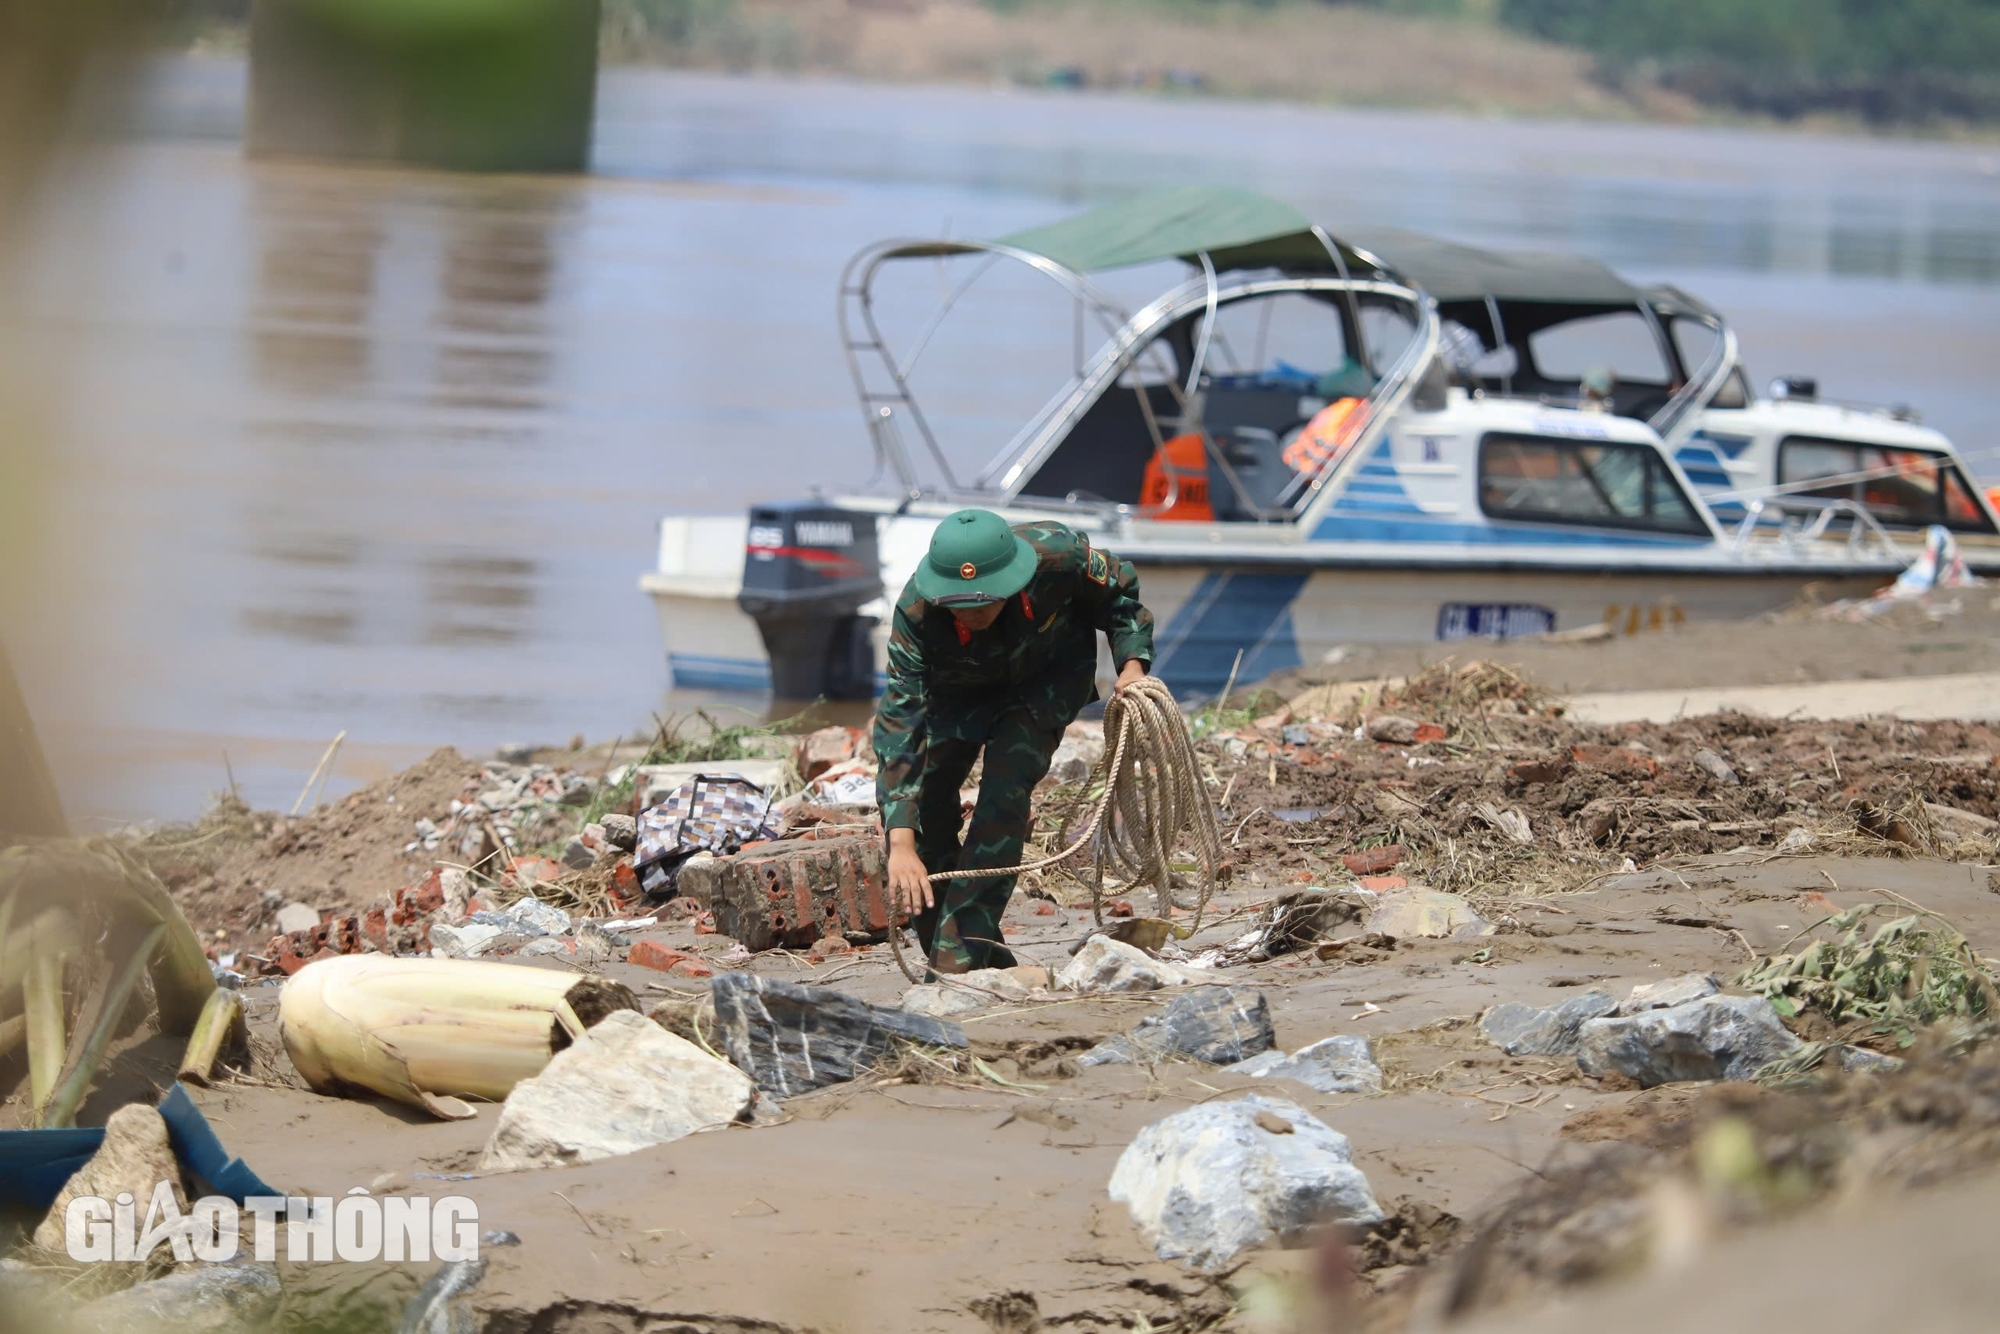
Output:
(888, 675), (1223, 984)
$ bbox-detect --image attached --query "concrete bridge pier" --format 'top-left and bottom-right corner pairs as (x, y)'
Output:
(247, 0), (600, 172)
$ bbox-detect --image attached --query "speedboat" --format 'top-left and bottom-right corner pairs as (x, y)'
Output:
(642, 187), (1996, 699)
(1346, 228), (1999, 575)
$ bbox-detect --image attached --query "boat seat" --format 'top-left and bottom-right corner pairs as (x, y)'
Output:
(1202, 385), (1312, 520)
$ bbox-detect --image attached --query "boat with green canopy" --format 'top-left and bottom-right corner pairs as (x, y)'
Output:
(643, 186), (1991, 698)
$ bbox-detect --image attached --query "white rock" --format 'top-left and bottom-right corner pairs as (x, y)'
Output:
(1109, 1095), (1383, 1272)
(35, 1105), (185, 1250)
(73, 1263), (282, 1332)
(479, 1010), (754, 1172)
(1226, 1035), (1382, 1094)
(900, 984), (985, 1019)
(506, 897), (572, 937)
(1056, 936), (1193, 993)
(429, 921), (504, 959)
(1048, 732), (1105, 786)
(1620, 972), (1721, 1014)
(1364, 890), (1492, 940)
(274, 902), (320, 935)
(1775, 827), (1816, 854)
(440, 866), (476, 923)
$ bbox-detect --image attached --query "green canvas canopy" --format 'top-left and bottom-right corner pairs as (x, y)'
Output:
(1343, 227), (1643, 306)
(877, 186), (1382, 276)
(996, 185), (1342, 273)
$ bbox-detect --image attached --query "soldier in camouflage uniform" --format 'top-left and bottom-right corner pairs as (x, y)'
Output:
(874, 508), (1155, 974)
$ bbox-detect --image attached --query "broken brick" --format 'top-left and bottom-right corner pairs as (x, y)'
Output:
(1105, 899), (1134, 918)
(668, 959), (714, 979)
(808, 935), (854, 963)
(509, 856), (564, 888)
(1507, 758), (1570, 785)
(1033, 901), (1058, 917)
(391, 868), (446, 925)
(1343, 844), (1405, 875)
(1571, 744), (1659, 781)
(677, 836), (893, 951)
(1358, 874), (1408, 892)
(628, 940), (699, 973)
(611, 860), (639, 906)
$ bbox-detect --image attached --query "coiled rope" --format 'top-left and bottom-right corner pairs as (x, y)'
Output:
(887, 675), (1223, 984)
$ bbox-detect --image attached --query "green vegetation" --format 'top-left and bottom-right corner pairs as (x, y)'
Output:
(1497, 0), (2000, 122)
(1737, 901), (2000, 1047)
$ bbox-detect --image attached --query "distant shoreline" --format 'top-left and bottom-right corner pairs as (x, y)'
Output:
(182, 1), (2000, 143)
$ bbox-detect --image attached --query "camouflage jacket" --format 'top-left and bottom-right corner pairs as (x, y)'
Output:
(872, 521), (1155, 831)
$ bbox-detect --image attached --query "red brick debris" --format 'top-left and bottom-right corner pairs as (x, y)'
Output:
(1343, 844), (1406, 876)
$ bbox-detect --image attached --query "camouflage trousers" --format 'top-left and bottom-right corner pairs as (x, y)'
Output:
(912, 705), (1065, 975)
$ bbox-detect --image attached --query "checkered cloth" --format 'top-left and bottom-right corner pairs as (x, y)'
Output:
(634, 775), (775, 898)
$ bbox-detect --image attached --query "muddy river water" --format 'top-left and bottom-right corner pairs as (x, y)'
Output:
(7, 55), (1999, 823)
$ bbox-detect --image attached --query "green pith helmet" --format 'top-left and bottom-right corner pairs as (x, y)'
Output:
(914, 509), (1039, 605)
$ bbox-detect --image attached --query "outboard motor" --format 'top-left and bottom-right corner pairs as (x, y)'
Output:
(737, 503), (882, 700)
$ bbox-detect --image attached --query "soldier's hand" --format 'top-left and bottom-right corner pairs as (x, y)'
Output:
(1115, 658), (1150, 694)
(887, 833), (933, 914)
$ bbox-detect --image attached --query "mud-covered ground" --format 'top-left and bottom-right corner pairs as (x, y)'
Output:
(13, 644), (2000, 1333)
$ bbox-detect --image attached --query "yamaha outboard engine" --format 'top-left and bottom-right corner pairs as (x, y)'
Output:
(737, 503), (882, 700)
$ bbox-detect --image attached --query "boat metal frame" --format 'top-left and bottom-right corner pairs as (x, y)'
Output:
(835, 234), (1439, 527)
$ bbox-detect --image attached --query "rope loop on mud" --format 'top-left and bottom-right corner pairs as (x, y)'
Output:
(888, 676), (1222, 984)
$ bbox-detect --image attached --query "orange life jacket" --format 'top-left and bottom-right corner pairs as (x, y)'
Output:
(1280, 397), (1369, 476)
(1139, 433), (1214, 521)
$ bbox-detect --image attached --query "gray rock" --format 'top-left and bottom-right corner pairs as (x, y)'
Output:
(274, 902), (321, 935)
(600, 813), (639, 851)
(479, 1010), (754, 1172)
(74, 1262), (281, 1332)
(1835, 1044), (1905, 1074)
(1692, 748), (1740, 785)
(1620, 972), (1721, 1014)
(1108, 1095), (1383, 1271)
(1365, 715), (1424, 745)
(561, 836), (596, 870)
(1056, 936), (1194, 993)
(428, 921), (505, 959)
(709, 972), (968, 1098)
(505, 897), (572, 937)
(1226, 1035), (1381, 1094)
(572, 921), (617, 964)
(1480, 990), (1617, 1057)
(1280, 724), (1311, 747)
(1575, 994), (1804, 1086)
(496, 743), (539, 764)
(1079, 986), (1275, 1067)
(399, 1256), (486, 1334)
(900, 983), (984, 1019)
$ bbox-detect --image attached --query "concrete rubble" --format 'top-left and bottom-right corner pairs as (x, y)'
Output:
(1109, 1094), (1384, 1271)
(480, 1010), (754, 1172)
